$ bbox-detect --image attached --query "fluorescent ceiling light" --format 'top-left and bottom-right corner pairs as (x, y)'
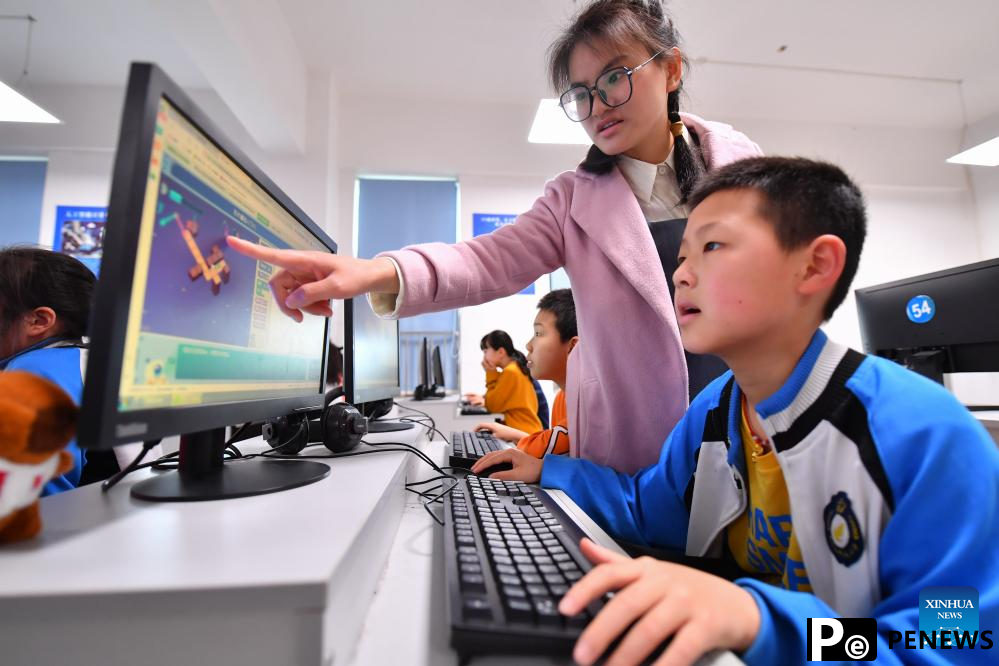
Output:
(0, 79), (60, 124)
(528, 98), (591, 145)
(947, 137), (999, 167)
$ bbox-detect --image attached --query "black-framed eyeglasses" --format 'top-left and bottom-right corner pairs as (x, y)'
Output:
(558, 50), (663, 122)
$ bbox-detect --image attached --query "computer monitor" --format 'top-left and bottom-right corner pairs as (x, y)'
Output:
(432, 345), (446, 389)
(855, 258), (999, 399)
(78, 63), (334, 501)
(343, 297), (413, 432)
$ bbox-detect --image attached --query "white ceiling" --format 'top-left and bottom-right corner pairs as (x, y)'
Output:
(2, 0), (998, 132)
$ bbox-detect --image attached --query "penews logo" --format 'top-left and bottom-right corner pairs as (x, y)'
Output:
(807, 618), (877, 661)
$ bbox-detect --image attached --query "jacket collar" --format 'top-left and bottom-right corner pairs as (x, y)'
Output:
(0, 336), (84, 370)
(726, 330), (851, 448)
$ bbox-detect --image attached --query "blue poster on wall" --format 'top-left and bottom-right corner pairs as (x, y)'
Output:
(53, 205), (107, 276)
(472, 213), (534, 295)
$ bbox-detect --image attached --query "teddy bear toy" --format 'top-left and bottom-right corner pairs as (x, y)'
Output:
(0, 370), (78, 544)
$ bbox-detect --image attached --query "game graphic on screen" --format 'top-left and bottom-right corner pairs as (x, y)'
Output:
(117, 98), (328, 411)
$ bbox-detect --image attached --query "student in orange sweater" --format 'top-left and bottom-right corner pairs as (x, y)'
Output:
(477, 290), (578, 457)
(465, 330), (543, 434)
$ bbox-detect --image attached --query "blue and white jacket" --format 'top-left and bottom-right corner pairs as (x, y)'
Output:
(543, 331), (999, 664)
(0, 337), (88, 496)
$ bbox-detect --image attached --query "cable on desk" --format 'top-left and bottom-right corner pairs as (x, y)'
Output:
(100, 423), (254, 491)
(100, 439), (162, 492)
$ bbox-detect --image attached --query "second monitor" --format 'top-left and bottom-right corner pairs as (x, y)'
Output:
(343, 297), (414, 432)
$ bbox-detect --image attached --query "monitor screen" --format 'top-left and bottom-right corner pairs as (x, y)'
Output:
(118, 97), (328, 411)
(79, 63), (335, 452)
(344, 297), (400, 404)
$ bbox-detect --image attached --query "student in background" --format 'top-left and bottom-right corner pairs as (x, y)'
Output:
(477, 289), (577, 458)
(0, 247), (94, 495)
(326, 343), (344, 389)
(228, 0), (763, 473)
(472, 158), (999, 664)
(466, 330), (543, 435)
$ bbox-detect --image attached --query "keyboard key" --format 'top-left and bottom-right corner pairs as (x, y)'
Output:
(462, 596), (493, 621)
(461, 573), (486, 592)
(505, 599), (534, 623)
(533, 598), (562, 627)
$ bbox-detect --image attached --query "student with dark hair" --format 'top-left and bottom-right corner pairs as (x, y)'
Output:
(228, 0), (762, 473)
(478, 289), (578, 458)
(473, 157), (999, 664)
(326, 343), (344, 388)
(0, 247), (95, 495)
(465, 330), (543, 435)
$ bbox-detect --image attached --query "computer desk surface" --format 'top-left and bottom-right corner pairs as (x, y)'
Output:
(0, 421), (741, 666)
(0, 425), (430, 666)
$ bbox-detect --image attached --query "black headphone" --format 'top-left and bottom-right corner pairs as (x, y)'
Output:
(263, 387), (367, 455)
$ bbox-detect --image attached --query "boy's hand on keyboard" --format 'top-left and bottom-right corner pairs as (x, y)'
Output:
(470, 448), (542, 482)
(474, 422), (528, 443)
(227, 236), (399, 321)
(560, 538), (761, 666)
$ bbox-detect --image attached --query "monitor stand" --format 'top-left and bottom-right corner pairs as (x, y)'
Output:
(367, 418), (415, 433)
(130, 427), (329, 502)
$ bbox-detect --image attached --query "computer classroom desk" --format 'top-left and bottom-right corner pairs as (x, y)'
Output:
(397, 392), (503, 438)
(0, 418), (740, 666)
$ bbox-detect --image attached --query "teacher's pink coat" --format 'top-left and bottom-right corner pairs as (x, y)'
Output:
(382, 114), (762, 473)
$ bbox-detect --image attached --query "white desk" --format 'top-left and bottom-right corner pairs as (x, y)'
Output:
(397, 393), (502, 439)
(974, 410), (999, 444)
(2, 419), (739, 666)
(0, 425), (432, 666)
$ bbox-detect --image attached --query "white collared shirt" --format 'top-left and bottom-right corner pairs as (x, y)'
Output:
(616, 129), (692, 222)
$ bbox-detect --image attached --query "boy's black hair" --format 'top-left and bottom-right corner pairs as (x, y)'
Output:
(536, 289), (577, 342)
(687, 156), (867, 320)
(0, 246), (96, 342)
(480, 330), (532, 378)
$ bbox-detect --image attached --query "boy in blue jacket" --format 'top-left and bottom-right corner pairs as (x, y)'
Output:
(472, 157), (999, 665)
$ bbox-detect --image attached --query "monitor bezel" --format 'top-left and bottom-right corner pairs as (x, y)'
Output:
(78, 62), (335, 450)
(343, 297), (402, 405)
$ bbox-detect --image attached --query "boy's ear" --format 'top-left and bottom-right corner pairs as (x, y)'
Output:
(798, 234), (847, 299)
(566, 336), (580, 354)
(24, 307), (59, 337)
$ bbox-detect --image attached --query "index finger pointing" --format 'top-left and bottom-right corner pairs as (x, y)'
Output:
(227, 236), (302, 269)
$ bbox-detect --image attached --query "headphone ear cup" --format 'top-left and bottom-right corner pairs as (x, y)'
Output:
(322, 402), (367, 453)
(263, 415), (308, 455)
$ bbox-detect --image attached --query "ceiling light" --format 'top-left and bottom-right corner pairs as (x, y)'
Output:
(947, 137), (999, 167)
(0, 79), (59, 123)
(527, 99), (590, 145)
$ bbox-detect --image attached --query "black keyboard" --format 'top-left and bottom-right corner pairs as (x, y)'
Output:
(449, 430), (506, 468)
(458, 399), (490, 416)
(443, 475), (606, 658)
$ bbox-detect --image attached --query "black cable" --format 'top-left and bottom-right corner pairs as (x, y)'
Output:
(420, 477), (461, 526)
(362, 439), (449, 477)
(101, 439), (162, 492)
(393, 403), (443, 441)
(398, 417), (449, 443)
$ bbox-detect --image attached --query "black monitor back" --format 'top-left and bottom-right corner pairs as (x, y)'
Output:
(432, 345), (445, 388)
(855, 258), (999, 374)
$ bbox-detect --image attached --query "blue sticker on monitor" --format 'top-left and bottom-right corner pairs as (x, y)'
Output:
(906, 295), (935, 323)
(919, 586), (978, 648)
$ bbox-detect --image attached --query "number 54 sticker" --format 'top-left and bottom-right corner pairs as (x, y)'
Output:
(906, 295), (936, 323)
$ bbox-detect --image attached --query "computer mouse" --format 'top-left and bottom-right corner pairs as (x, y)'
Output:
(474, 461), (513, 477)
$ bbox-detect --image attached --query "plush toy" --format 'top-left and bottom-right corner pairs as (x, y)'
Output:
(0, 370), (78, 544)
